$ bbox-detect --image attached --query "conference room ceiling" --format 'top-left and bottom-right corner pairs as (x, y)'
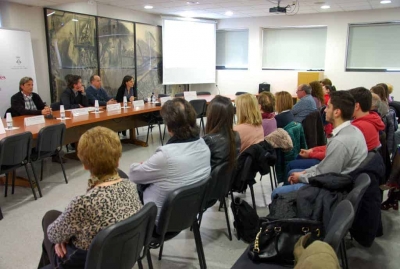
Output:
(7, 0), (400, 19)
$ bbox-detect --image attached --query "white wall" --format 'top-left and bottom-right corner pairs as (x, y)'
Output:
(0, 1), (161, 104)
(207, 8), (400, 99)
(0, 1), (51, 104)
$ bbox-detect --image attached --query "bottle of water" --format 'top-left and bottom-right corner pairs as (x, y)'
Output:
(6, 112), (12, 130)
(60, 105), (66, 120)
(151, 92), (156, 103)
(95, 100), (99, 113)
(123, 96), (128, 108)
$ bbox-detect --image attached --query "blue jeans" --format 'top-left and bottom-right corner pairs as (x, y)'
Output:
(271, 183), (307, 200)
(285, 158), (320, 181)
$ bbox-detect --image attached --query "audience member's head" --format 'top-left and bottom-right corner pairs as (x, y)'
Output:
(323, 85), (335, 95)
(326, 91), (355, 124)
(320, 78), (332, 86)
(370, 85), (387, 103)
(275, 91), (293, 113)
(348, 87), (372, 113)
(236, 93), (262, 126)
(310, 81), (325, 104)
(78, 127), (122, 182)
(258, 91), (275, 113)
(161, 98), (199, 139)
(67, 75), (82, 90)
(376, 83), (389, 102)
(371, 92), (388, 116)
(120, 75), (134, 89)
(387, 83), (393, 95)
(296, 84), (311, 98)
(19, 77), (33, 94)
(64, 74), (73, 84)
(90, 75), (102, 89)
(206, 95), (236, 167)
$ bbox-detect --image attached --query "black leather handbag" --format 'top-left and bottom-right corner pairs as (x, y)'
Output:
(248, 218), (324, 265)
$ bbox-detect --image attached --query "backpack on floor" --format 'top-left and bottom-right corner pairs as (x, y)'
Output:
(230, 196), (259, 243)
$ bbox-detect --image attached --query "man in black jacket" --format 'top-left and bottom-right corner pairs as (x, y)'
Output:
(60, 75), (89, 109)
(10, 77), (51, 116)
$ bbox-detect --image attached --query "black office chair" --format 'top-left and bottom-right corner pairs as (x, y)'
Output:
(148, 176), (210, 269)
(3, 108), (14, 118)
(199, 162), (234, 240)
(232, 156), (257, 209)
(235, 92), (248, 96)
(197, 91), (211, 95)
(174, 93), (184, 97)
(85, 202), (157, 269)
(189, 99), (207, 134)
(30, 123), (67, 184)
(50, 102), (61, 111)
(1, 132), (41, 200)
(117, 168), (128, 179)
(145, 112), (165, 146)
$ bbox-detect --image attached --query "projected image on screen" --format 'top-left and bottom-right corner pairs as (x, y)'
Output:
(162, 18), (216, 85)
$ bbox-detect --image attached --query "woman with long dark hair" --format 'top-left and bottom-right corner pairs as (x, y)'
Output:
(116, 75), (137, 102)
(203, 96), (241, 170)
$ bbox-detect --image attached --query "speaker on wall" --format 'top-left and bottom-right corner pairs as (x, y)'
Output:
(259, 83), (270, 93)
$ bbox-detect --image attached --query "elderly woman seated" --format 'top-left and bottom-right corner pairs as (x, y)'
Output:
(38, 126), (143, 268)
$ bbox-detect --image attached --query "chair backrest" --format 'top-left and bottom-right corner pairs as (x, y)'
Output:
(0, 132), (32, 167)
(156, 176), (210, 238)
(36, 123), (66, 158)
(302, 110), (326, 148)
(3, 107), (14, 118)
(175, 93), (184, 97)
(117, 168), (129, 179)
(203, 162), (233, 209)
(189, 99), (207, 118)
(51, 102), (61, 111)
(323, 200), (355, 253)
(345, 173), (371, 214)
(235, 92), (248, 96)
(197, 91), (211, 96)
(85, 202), (157, 269)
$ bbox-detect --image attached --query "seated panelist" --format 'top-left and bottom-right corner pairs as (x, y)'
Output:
(10, 77), (51, 116)
(60, 75), (89, 109)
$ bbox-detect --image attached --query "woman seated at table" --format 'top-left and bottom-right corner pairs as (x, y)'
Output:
(38, 127), (142, 268)
(116, 75), (137, 103)
(258, 91), (277, 136)
(234, 93), (264, 153)
(203, 95), (241, 170)
(274, 91), (294, 128)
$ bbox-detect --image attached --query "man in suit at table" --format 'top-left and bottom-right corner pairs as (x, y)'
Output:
(85, 75), (117, 106)
(10, 77), (51, 117)
(60, 75), (89, 109)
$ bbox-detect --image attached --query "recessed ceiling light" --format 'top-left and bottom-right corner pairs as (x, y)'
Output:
(225, 11), (233, 16)
(144, 5), (153, 9)
(321, 5), (330, 9)
(380, 0), (391, 4)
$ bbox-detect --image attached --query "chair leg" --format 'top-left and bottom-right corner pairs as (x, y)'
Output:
(158, 242), (164, 260)
(24, 165), (38, 200)
(198, 212), (204, 228)
(4, 172), (9, 197)
(146, 124), (152, 145)
(341, 239), (349, 269)
(30, 163), (42, 198)
(12, 171), (16, 195)
(193, 220), (207, 269)
(249, 184), (256, 210)
(269, 173), (274, 191)
(272, 166), (278, 188)
(137, 259), (143, 269)
(58, 153), (68, 184)
(147, 249), (153, 269)
(222, 197), (232, 241)
(162, 125), (166, 142)
(40, 159), (44, 181)
(158, 123), (163, 146)
(136, 128), (139, 136)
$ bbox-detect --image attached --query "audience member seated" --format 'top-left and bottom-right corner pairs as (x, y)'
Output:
(274, 91), (294, 128)
(320, 78), (332, 87)
(387, 83), (394, 102)
(129, 98), (211, 223)
(116, 75), (137, 103)
(271, 91), (367, 198)
(233, 93), (264, 153)
(85, 75), (117, 106)
(376, 83), (390, 104)
(292, 84), (317, 123)
(323, 85), (335, 106)
(10, 77), (51, 116)
(203, 95), (240, 170)
(257, 91), (277, 136)
(310, 81), (324, 109)
(60, 75), (89, 109)
(38, 127), (142, 268)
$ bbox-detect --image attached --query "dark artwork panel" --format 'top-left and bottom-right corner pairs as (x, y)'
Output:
(46, 9), (98, 102)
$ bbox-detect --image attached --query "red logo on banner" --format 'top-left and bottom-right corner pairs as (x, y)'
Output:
(0, 76), (6, 80)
